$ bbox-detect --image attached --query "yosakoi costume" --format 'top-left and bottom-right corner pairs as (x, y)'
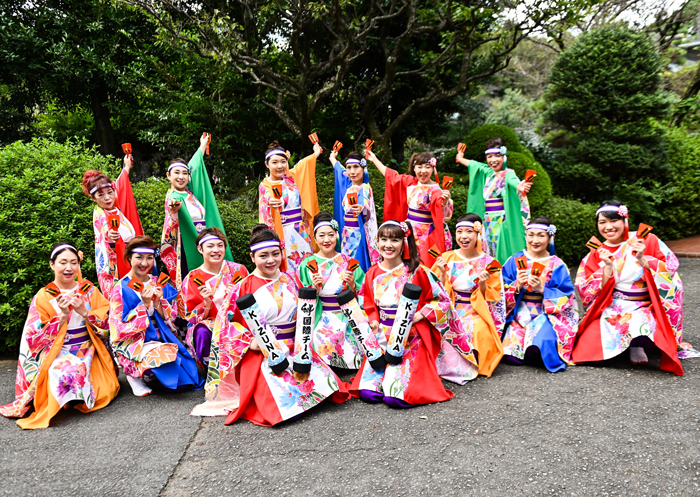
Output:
(572, 205), (699, 374)
(92, 169), (145, 299)
(223, 265), (347, 427)
(161, 150), (234, 316)
(182, 259), (249, 369)
(259, 152), (319, 273)
(502, 243), (579, 372)
(433, 245), (505, 382)
(298, 251), (366, 369)
(333, 158), (379, 271)
(466, 146), (529, 263)
(350, 263), (459, 407)
(0, 279), (119, 429)
(382, 167), (453, 267)
(109, 272), (203, 391)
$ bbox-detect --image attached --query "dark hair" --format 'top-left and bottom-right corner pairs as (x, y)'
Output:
(377, 220), (420, 273)
(345, 151), (363, 164)
(527, 216), (554, 242)
(265, 141), (286, 163)
(167, 158), (189, 172)
(313, 211), (334, 228)
(80, 170), (112, 197)
(196, 227), (228, 248)
(407, 151), (436, 177)
(50, 242), (79, 262)
(456, 213), (483, 225)
(596, 199), (624, 222)
(485, 137), (506, 150)
(250, 224), (280, 249)
(124, 236), (157, 264)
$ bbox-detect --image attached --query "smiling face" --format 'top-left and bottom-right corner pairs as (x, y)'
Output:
(198, 239), (225, 267)
(266, 154), (288, 181)
(378, 233), (403, 263)
(129, 253), (155, 279)
(314, 226), (337, 258)
(346, 162), (364, 184)
(50, 250), (80, 287)
(414, 162), (434, 184)
(251, 246), (283, 277)
(456, 227), (479, 251)
(93, 186), (116, 210)
(597, 215), (626, 244)
(167, 167), (190, 191)
(526, 229), (550, 256)
(485, 153), (505, 173)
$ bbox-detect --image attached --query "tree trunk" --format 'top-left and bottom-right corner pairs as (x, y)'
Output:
(89, 83), (118, 157)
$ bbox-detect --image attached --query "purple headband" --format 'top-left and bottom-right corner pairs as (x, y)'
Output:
(168, 162), (190, 173)
(89, 183), (112, 195)
(198, 234), (223, 246)
(250, 240), (281, 252)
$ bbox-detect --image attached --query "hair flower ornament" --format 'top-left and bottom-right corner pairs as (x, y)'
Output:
(499, 146), (508, 156)
(546, 225), (557, 236)
(330, 219), (339, 232)
(473, 221), (483, 233)
(617, 205), (628, 218)
(360, 158), (367, 168)
(78, 250), (84, 262)
(154, 248), (161, 259)
(428, 157), (437, 167)
(398, 222), (411, 237)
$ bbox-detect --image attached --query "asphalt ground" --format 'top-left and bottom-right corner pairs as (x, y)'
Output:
(2, 260), (700, 496)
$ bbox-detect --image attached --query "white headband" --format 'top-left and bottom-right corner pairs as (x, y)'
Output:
(198, 234), (222, 246)
(455, 221), (474, 229)
(250, 240), (280, 252)
(265, 149), (287, 161)
(380, 221), (401, 229)
(132, 247), (155, 254)
(168, 162), (189, 173)
(346, 159), (360, 164)
(596, 205), (628, 217)
(527, 223), (550, 231)
(314, 221), (332, 232)
(51, 244), (76, 260)
(89, 183), (111, 195)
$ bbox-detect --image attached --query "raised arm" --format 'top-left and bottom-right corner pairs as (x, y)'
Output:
(367, 150), (388, 176)
(455, 149), (472, 168)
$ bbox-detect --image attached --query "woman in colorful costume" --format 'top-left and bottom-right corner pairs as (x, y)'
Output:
(501, 217), (579, 372)
(298, 211), (366, 370)
(432, 213), (505, 382)
(572, 201), (698, 374)
(350, 221), (463, 407)
(258, 140), (321, 273)
(456, 137), (531, 263)
(181, 228), (249, 369)
(217, 225), (346, 426)
(331, 149), (379, 271)
(81, 153), (144, 299)
(110, 236), (203, 397)
(369, 150), (452, 267)
(161, 133), (234, 317)
(0, 243), (119, 429)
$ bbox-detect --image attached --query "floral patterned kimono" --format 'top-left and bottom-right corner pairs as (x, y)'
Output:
(182, 261), (249, 369)
(572, 233), (698, 375)
(350, 264), (458, 406)
(333, 161), (380, 271)
(109, 275), (203, 390)
(502, 251), (579, 372)
(0, 283), (119, 429)
(383, 168), (452, 267)
(298, 253), (367, 369)
(222, 272), (347, 426)
(432, 251), (505, 382)
(259, 155), (319, 274)
(466, 161), (529, 263)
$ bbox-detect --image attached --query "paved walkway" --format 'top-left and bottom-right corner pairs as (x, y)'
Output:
(667, 236), (700, 258)
(2, 261), (700, 496)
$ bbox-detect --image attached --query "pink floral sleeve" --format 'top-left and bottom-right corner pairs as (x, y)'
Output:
(258, 184), (274, 230)
(24, 297), (61, 358)
(108, 283), (149, 343)
(417, 267), (453, 337)
(442, 198), (454, 221)
(575, 253), (605, 309)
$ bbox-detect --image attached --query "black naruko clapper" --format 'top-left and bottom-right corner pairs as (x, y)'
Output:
(293, 287), (317, 373)
(384, 283), (422, 365)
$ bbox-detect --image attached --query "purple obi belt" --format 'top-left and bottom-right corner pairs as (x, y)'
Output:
(613, 287), (650, 302)
(455, 290), (473, 303)
(407, 207), (433, 225)
(485, 198), (505, 212)
(344, 215), (360, 229)
(194, 220), (206, 233)
(379, 307), (397, 327)
(64, 327), (90, 346)
(521, 291), (543, 304)
(271, 321), (296, 342)
(280, 207), (302, 226)
(320, 295), (341, 312)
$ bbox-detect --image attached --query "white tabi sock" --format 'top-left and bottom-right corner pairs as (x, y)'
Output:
(127, 375), (153, 397)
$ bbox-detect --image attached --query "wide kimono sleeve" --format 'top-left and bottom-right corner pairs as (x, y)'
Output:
(160, 194), (181, 283)
(415, 266), (452, 337)
(361, 266), (381, 325)
(182, 272), (206, 327)
(258, 183), (275, 230)
(575, 252), (605, 309)
(109, 282), (149, 344)
(466, 160), (492, 217)
(85, 287), (110, 338)
(333, 161), (352, 234)
(289, 154), (320, 226)
(543, 263), (577, 315)
(501, 254), (520, 316)
(443, 197), (454, 221)
(383, 168), (416, 222)
(23, 295), (61, 360)
(505, 170), (530, 228)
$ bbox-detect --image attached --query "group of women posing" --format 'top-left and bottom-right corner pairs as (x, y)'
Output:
(3, 134), (696, 429)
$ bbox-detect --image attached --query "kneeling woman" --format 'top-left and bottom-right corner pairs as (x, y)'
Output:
(572, 201), (696, 374)
(109, 236), (203, 396)
(299, 212), (366, 369)
(432, 213), (505, 382)
(502, 218), (579, 372)
(350, 221), (458, 407)
(0, 243), (119, 429)
(182, 228), (249, 369)
(224, 225), (347, 427)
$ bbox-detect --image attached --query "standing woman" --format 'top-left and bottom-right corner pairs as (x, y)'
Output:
(0, 243), (119, 429)
(222, 225), (347, 427)
(259, 141), (322, 273)
(350, 221), (460, 407)
(110, 236), (203, 397)
(161, 133), (234, 316)
(501, 217), (579, 372)
(368, 150), (452, 267)
(181, 228), (249, 369)
(331, 150), (379, 271)
(432, 213), (505, 382)
(572, 201), (697, 374)
(298, 212), (367, 370)
(456, 137), (531, 264)
(81, 154), (144, 299)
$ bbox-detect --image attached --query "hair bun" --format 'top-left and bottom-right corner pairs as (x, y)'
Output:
(251, 224), (269, 237)
(81, 170), (105, 196)
(267, 140), (280, 150)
